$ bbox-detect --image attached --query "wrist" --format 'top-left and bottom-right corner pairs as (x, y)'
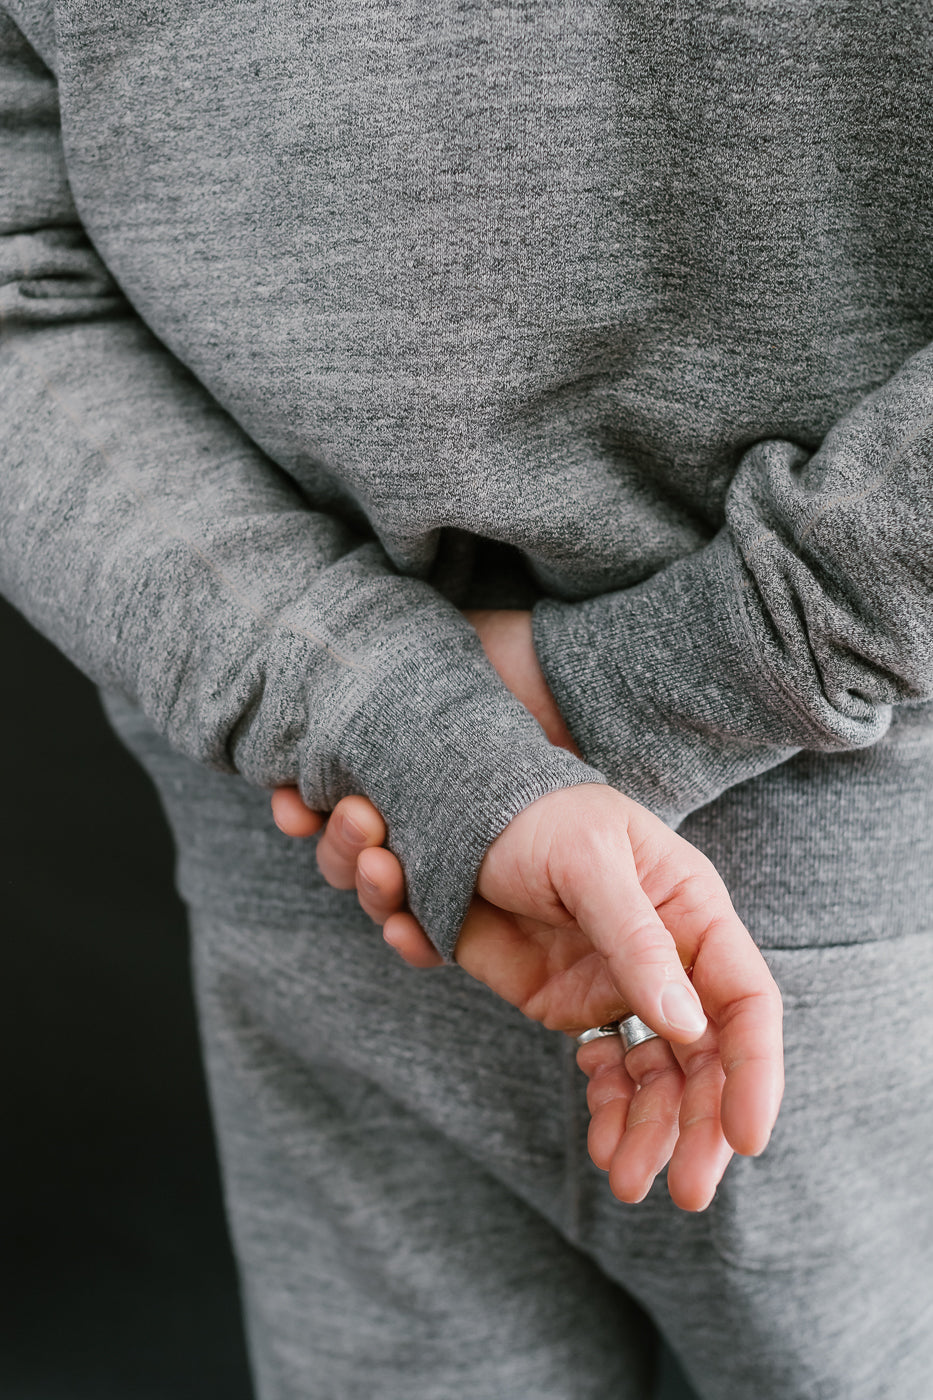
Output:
(464, 608), (582, 756)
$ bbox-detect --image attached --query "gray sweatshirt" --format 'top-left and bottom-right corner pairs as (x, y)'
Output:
(2, 0), (932, 956)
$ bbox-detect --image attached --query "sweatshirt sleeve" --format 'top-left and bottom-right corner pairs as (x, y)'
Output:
(532, 341), (933, 827)
(0, 9), (601, 958)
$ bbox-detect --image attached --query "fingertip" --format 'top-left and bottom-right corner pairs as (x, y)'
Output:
(335, 793), (387, 846)
(384, 913), (444, 969)
(607, 1150), (654, 1205)
(666, 1143), (732, 1213)
(659, 982), (708, 1041)
(720, 1062), (784, 1158)
(723, 1114), (774, 1160)
(357, 844), (403, 895)
(587, 1100), (628, 1172)
(672, 1186), (716, 1214)
(270, 787), (324, 838)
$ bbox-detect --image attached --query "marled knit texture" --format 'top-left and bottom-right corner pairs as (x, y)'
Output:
(102, 687), (933, 1399)
(2, 1), (933, 945)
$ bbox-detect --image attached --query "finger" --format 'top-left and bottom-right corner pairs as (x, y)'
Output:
(383, 911), (444, 968)
(605, 1038), (685, 1203)
(270, 786), (325, 838)
(578, 1035), (687, 1201)
(560, 836), (708, 1044)
(665, 1027), (734, 1212)
(576, 1035), (635, 1170)
(686, 917), (784, 1157)
(316, 795), (388, 890)
(634, 845), (785, 1157)
(356, 845), (407, 926)
(588, 1098), (631, 1175)
(580, 1031), (735, 1211)
(714, 992), (784, 1160)
(575, 1031), (631, 1079)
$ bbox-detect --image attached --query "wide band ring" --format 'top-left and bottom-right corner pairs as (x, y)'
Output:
(575, 1023), (622, 1048)
(618, 1014), (660, 1054)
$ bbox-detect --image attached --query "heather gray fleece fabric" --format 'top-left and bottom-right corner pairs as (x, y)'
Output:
(3, 3), (933, 955)
(103, 686), (933, 1400)
(4, 3), (933, 1396)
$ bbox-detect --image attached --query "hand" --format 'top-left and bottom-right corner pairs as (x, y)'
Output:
(463, 785), (782, 1199)
(269, 613), (785, 1210)
(272, 780), (783, 1210)
(272, 607), (572, 948)
(269, 787), (441, 961)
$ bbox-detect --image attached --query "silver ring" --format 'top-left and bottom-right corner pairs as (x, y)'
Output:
(619, 1014), (660, 1054)
(575, 1023), (622, 1048)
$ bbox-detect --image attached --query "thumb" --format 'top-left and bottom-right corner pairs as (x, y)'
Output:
(554, 832), (708, 1044)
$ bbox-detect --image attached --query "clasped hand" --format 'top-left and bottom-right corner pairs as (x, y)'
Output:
(269, 611), (784, 1213)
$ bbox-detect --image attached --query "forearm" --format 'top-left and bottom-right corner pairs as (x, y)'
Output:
(532, 341), (933, 824)
(0, 9), (601, 954)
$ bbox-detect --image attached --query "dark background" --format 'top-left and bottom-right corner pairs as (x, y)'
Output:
(0, 594), (696, 1400)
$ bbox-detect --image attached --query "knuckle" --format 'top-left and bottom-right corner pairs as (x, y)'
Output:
(679, 1044), (724, 1078)
(632, 1064), (682, 1092)
(618, 921), (675, 966)
(586, 1067), (631, 1111)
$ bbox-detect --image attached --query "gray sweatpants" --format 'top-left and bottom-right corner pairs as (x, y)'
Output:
(101, 690), (933, 1400)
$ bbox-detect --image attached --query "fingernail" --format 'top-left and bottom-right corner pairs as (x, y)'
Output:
(341, 815), (367, 844)
(660, 983), (707, 1037)
(358, 872), (378, 896)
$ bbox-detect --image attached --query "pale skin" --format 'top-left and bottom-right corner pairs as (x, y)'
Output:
(269, 610), (784, 1213)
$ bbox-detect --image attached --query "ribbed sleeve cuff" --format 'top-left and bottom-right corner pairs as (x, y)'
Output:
(530, 532), (805, 828)
(304, 630), (605, 962)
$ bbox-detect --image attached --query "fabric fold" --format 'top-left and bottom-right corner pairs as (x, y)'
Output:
(533, 342), (933, 825)
(0, 11), (600, 957)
